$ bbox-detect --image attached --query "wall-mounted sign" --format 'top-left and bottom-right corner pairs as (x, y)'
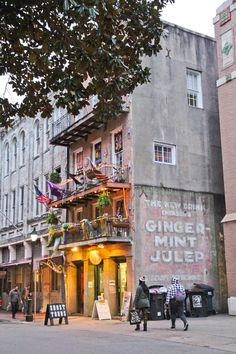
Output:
(89, 250), (102, 265)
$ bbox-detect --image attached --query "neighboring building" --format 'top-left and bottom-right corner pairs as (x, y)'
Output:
(214, 0), (236, 314)
(48, 23), (226, 316)
(0, 115), (67, 309)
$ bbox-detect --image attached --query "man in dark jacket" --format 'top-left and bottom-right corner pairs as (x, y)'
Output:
(9, 285), (22, 319)
(133, 276), (150, 331)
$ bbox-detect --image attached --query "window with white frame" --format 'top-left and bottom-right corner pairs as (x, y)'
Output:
(4, 143), (9, 176)
(12, 138), (17, 171)
(20, 131), (25, 166)
(34, 120), (40, 156)
(186, 69), (203, 108)
(19, 186), (24, 221)
(4, 194), (8, 227)
(44, 118), (50, 151)
(11, 190), (16, 224)
(154, 142), (176, 165)
(92, 139), (102, 166)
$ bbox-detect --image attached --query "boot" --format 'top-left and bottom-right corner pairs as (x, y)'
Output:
(135, 324), (140, 331)
(143, 323), (147, 331)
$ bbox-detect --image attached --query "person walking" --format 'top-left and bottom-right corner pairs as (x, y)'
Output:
(21, 285), (30, 315)
(133, 276), (150, 331)
(8, 285), (22, 319)
(165, 276), (189, 331)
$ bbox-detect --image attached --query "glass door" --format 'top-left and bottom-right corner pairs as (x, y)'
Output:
(94, 262), (104, 300)
(117, 262), (127, 313)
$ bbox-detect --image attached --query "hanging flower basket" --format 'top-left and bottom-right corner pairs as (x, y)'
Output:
(112, 219), (129, 228)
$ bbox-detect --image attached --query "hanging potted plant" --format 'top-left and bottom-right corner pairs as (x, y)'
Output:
(97, 191), (112, 210)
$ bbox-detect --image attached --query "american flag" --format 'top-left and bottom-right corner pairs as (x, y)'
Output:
(34, 185), (51, 204)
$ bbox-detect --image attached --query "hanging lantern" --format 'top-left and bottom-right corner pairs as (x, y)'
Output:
(89, 250), (102, 265)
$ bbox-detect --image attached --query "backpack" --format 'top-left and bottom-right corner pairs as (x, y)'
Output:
(175, 288), (185, 302)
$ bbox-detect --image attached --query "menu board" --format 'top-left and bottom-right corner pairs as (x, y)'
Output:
(120, 291), (132, 321)
(92, 300), (111, 320)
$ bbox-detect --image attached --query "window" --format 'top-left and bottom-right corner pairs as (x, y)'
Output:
(154, 143), (176, 165)
(4, 143), (9, 175)
(34, 178), (39, 216)
(44, 118), (50, 151)
(114, 131), (123, 167)
(20, 131), (25, 166)
(11, 190), (16, 224)
(73, 149), (83, 173)
(187, 69), (203, 108)
(92, 139), (102, 166)
(34, 120), (40, 156)
(12, 138), (17, 171)
(4, 194), (8, 227)
(19, 186), (24, 221)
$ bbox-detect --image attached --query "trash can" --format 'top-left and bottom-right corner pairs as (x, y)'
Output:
(193, 283), (215, 315)
(148, 285), (166, 320)
(188, 289), (208, 317)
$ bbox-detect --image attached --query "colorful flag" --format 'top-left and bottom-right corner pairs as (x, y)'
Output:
(47, 181), (65, 199)
(69, 173), (85, 186)
(34, 185), (51, 204)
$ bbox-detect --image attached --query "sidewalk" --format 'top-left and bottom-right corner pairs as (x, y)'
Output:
(1, 311), (236, 353)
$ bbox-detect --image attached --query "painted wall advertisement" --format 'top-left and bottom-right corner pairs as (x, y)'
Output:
(138, 190), (216, 289)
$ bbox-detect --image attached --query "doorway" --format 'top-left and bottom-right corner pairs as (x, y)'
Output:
(94, 262), (104, 300)
(77, 262), (84, 314)
(117, 261), (127, 314)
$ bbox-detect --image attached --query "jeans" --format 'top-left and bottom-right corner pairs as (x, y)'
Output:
(169, 299), (187, 326)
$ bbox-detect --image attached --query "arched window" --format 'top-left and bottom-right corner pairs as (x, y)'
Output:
(20, 131), (25, 165)
(12, 137), (17, 171)
(4, 143), (9, 175)
(34, 120), (40, 156)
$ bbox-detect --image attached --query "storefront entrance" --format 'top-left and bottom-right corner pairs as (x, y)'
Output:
(94, 262), (104, 300)
(117, 261), (127, 314)
(77, 262), (84, 314)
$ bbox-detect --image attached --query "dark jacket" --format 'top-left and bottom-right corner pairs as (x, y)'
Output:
(133, 285), (150, 309)
(9, 289), (21, 303)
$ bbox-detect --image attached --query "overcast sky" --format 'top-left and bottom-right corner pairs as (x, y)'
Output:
(161, 0), (225, 37)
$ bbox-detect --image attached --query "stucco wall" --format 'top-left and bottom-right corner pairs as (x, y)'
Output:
(132, 24), (223, 195)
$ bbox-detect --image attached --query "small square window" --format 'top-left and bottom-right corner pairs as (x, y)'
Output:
(154, 143), (176, 165)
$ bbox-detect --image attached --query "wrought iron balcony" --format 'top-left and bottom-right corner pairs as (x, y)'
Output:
(50, 95), (131, 146)
(48, 217), (131, 251)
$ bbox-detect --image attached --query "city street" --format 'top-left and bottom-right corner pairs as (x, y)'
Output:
(0, 313), (236, 354)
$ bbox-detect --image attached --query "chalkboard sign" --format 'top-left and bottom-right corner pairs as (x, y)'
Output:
(44, 303), (69, 326)
(92, 300), (111, 320)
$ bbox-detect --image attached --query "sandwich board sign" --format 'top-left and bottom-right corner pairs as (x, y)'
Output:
(44, 303), (69, 326)
(92, 299), (111, 320)
(120, 291), (132, 321)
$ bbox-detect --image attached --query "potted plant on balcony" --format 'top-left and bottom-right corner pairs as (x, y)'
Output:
(49, 171), (61, 184)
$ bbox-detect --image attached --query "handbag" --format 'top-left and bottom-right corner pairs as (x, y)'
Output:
(129, 309), (141, 325)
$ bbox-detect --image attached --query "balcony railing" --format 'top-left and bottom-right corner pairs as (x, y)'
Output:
(48, 217), (130, 249)
(51, 95), (131, 144)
